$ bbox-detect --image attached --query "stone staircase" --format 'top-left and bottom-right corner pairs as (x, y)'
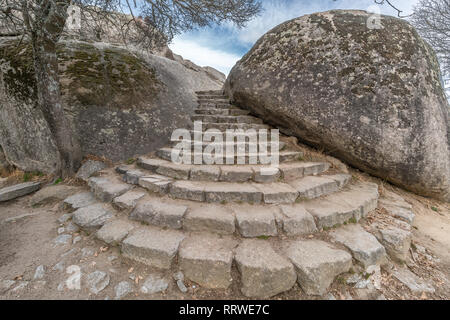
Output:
(67, 90), (389, 298)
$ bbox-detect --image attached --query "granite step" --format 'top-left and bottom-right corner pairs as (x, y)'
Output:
(196, 103), (239, 110)
(155, 148), (302, 164)
(166, 176), (348, 204)
(198, 98), (230, 104)
(191, 115), (263, 124)
(194, 108), (250, 116)
(168, 140), (286, 153)
(195, 90), (224, 95)
(201, 122), (270, 130)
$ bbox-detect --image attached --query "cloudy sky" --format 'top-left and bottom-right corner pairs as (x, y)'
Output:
(169, 0), (420, 75)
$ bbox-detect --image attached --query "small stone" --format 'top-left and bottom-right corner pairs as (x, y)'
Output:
(140, 275), (169, 294)
(346, 274), (362, 285)
(81, 248), (95, 258)
(1, 280), (15, 292)
(173, 271), (184, 281)
(87, 271), (110, 294)
(33, 265), (45, 280)
(177, 280), (188, 293)
(11, 281), (29, 292)
(392, 268), (435, 294)
(57, 283), (65, 291)
(58, 213), (72, 224)
(354, 279), (371, 289)
(76, 160), (107, 181)
(108, 255), (118, 262)
(72, 236), (82, 244)
(96, 220), (134, 246)
(114, 281), (133, 300)
(65, 221), (80, 233)
(0, 182), (40, 202)
(53, 234), (72, 245)
(52, 261), (65, 272)
(57, 227), (65, 234)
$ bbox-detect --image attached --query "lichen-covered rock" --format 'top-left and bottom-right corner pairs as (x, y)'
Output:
(226, 10), (450, 201)
(0, 38), (221, 170)
(0, 39), (61, 174)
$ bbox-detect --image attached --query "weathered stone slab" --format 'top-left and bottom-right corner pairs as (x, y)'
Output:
(184, 205), (235, 234)
(76, 160), (106, 181)
(156, 163), (191, 180)
(130, 199), (187, 229)
(220, 166), (254, 182)
(204, 182), (263, 204)
(392, 268), (435, 294)
(123, 169), (147, 185)
(253, 183), (298, 204)
(88, 177), (133, 202)
(138, 175), (172, 194)
(72, 203), (114, 230)
(235, 239), (296, 298)
(304, 199), (357, 229)
(330, 224), (386, 267)
(179, 234), (237, 289)
(253, 167), (281, 183)
(30, 185), (79, 206)
(371, 224), (411, 262)
(121, 228), (185, 269)
(190, 165), (221, 181)
(63, 192), (97, 211)
(279, 205), (317, 235)
(283, 240), (352, 295)
(170, 181), (205, 201)
(140, 275), (169, 294)
(0, 182), (40, 202)
(234, 206), (277, 237)
(289, 176), (339, 199)
(112, 189), (146, 211)
(96, 220), (135, 246)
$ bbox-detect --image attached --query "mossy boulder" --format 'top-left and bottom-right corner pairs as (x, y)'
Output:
(0, 39), (221, 169)
(226, 10), (450, 201)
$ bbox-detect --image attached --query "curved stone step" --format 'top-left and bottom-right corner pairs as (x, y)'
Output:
(195, 90), (224, 94)
(202, 122), (270, 130)
(166, 175), (349, 204)
(198, 98), (230, 104)
(88, 177), (133, 203)
(191, 115), (263, 124)
(196, 94), (229, 100)
(196, 103), (239, 110)
(155, 147), (303, 164)
(194, 108), (250, 116)
(168, 141), (286, 153)
(94, 221), (357, 297)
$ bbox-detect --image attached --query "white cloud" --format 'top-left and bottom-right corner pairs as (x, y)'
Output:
(169, 38), (241, 75)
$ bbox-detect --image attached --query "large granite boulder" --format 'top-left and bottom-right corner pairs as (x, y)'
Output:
(0, 38), (221, 173)
(226, 10), (450, 201)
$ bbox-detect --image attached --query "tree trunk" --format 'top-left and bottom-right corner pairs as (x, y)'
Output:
(31, 34), (82, 178)
(28, 1), (82, 178)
